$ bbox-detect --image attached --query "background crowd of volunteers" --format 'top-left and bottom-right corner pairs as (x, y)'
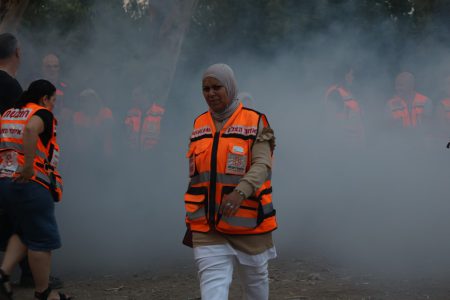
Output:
(324, 64), (450, 149)
(12, 52), (166, 172)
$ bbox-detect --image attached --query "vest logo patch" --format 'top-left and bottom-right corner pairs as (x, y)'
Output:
(191, 126), (212, 139)
(0, 124), (24, 139)
(0, 150), (18, 177)
(2, 108), (32, 120)
(226, 152), (247, 176)
(224, 125), (257, 137)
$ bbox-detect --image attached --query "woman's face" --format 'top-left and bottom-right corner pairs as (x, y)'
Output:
(202, 77), (231, 113)
(41, 93), (56, 111)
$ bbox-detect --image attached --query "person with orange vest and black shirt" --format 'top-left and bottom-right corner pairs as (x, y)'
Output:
(385, 72), (432, 131)
(41, 53), (72, 129)
(124, 86), (165, 152)
(71, 89), (114, 159)
(184, 64), (276, 300)
(0, 80), (71, 300)
(325, 64), (364, 146)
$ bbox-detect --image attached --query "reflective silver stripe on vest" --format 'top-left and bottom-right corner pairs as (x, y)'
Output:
(190, 172), (210, 185)
(35, 172), (63, 191)
(35, 171), (51, 185)
(221, 216), (257, 228)
(0, 141), (47, 160)
(187, 209), (206, 221)
(190, 172), (243, 185)
(190, 172), (271, 186)
(263, 203), (274, 215)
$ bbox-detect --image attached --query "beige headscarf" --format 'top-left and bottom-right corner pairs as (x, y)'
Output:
(202, 63), (239, 121)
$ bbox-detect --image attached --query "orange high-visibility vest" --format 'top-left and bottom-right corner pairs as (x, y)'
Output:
(124, 103), (164, 150)
(185, 103), (277, 235)
(73, 107), (113, 128)
(387, 93), (430, 128)
(325, 85), (364, 139)
(0, 103), (63, 201)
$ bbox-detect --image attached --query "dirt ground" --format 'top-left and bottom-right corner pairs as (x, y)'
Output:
(12, 257), (450, 300)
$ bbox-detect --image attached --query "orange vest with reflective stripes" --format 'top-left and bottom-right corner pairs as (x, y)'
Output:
(0, 103), (63, 201)
(125, 103), (164, 150)
(185, 103), (277, 235)
(73, 107), (113, 127)
(439, 98), (450, 122)
(387, 93), (429, 128)
(325, 85), (364, 139)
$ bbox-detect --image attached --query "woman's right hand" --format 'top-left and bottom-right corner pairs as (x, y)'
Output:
(14, 165), (34, 182)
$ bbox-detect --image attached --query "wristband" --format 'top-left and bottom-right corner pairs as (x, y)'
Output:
(235, 189), (246, 200)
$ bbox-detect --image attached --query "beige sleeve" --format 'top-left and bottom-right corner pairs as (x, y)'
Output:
(235, 119), (275, 198)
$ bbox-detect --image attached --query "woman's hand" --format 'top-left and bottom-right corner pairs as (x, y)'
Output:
(220, 190), (245, 217)
(14, 165), (34, 183)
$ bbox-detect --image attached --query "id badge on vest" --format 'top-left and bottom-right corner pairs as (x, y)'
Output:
(226, 145), (247, 176)
(0, 150), (18, 177)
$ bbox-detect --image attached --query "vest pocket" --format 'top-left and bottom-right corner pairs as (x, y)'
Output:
(216, 186), (260, 232)
(187, 140), (211, 177)
(225, 142), (248, 176)
(184, 187), (208, 225)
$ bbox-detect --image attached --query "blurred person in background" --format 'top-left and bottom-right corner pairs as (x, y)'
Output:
(324, 64), (365, 147)
(385, 72), (432, 130)
(41, 53), (72, 128)
(184, 64), (277, 300)
(71, 89), (114, 159)
(124, 85), (165, 152)
(0, 80), (70, 300)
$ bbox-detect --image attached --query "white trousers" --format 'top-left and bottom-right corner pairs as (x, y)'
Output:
(195, 255), (269, 300)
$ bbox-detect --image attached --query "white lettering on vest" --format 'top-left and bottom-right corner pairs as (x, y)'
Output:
(224, 125), (257, 137)
(2, 108), (32, 121)
(191, 126), (212, 139)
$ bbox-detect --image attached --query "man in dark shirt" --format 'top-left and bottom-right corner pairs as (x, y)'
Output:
(0, 33), (22, 115)
(0, 33), (22, 252)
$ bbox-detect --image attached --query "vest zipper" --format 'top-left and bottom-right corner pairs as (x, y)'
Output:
(209, 132), (220, 226)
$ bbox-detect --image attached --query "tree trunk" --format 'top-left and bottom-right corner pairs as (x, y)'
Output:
(0, 0), (29, 33)
(152, 0), (199, 104)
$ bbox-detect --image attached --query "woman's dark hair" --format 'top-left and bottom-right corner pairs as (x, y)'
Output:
(14, 79), (56, 108)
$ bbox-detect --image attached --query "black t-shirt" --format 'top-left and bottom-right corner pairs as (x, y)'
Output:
(34, 109), (54, 146)
(0, 70), (22, 115)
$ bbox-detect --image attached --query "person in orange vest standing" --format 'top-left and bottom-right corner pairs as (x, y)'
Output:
(72, 89), (114, 158)
(124, 86), (165, 152)
(324, 64), (364, 146)
(41, 53), (72, 128)
(0, 80), (71, 300)
(385, 72), (432, 130)
(184, 64), (276, 300)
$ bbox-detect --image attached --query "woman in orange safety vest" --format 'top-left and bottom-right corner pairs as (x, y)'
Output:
(0, 80), (71, 300)
(184, 64), (276, 300)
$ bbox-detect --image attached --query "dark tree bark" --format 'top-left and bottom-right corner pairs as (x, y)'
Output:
(0, 0), (30, 33)
(151, 0), (199, 104)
